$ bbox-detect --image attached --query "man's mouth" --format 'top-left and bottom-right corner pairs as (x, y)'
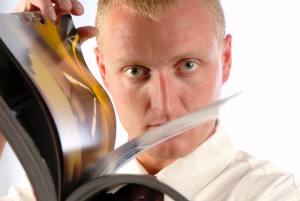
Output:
(148, 123), (164, 130)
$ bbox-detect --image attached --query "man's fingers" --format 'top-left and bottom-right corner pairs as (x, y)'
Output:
(70, 0), (84, 16)
(13, 0), (95, 44)
(14, 0), (79, 23)
(50, 0), (74, 22)
(31, 0), (57, 22)
(55, 0), (72, 11)
(77, 26), (99, 45)
(13, 0), (57, 22)
(54, 0), (84, 16)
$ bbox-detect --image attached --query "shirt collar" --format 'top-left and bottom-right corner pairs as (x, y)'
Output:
(116, 154), (148, 175)
(155, 121), (237, 200)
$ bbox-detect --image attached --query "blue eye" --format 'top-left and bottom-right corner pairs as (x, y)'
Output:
(184, 61), (195, 70)
(127, 68), (140, 76)
(125, 67), (149, 77)
(180, 60), (199, 72)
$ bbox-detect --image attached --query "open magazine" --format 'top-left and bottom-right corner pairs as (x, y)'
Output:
(0, 12), (237, 201)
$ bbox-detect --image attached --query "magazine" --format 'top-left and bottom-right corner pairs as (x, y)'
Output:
(0, 12), (236, 201)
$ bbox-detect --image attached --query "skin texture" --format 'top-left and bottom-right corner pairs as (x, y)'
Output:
(95, 0), (232, 174)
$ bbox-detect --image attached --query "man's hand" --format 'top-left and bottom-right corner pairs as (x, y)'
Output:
(13, 0), (99, 44)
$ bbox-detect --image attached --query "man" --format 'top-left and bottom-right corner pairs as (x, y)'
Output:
(6, 0), (300, 200)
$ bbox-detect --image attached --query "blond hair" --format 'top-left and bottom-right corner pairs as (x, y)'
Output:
(95, 0), (226, 45)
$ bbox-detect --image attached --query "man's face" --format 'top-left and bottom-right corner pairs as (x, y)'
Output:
(95, 0), (231, 161)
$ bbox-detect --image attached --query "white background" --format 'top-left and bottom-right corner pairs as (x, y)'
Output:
(1, 0), (300, 195)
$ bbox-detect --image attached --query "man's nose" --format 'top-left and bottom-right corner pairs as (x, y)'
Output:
(150, 73), (179, 113)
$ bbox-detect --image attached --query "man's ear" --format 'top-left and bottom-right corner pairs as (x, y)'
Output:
(94, 47), (109, 89)
(222, 34), (232, 84)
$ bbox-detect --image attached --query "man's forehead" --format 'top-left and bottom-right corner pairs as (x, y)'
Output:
(99, 0), (220, 60)
(97, 0), (224, 49)
(109, 0), (185, 20)
(105, 0), (212, 29)
(104, 0), (210, 22)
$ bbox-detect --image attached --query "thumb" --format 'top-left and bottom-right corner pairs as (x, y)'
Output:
(77, 26), (99, 45)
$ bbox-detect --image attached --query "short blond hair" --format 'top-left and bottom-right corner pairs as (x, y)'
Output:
(95, 0), (226, 45)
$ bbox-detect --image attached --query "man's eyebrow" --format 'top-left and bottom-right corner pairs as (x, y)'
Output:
(111, 48), (206, 68)
(113, 57), (151, 67)
(170, 50), (203, 62)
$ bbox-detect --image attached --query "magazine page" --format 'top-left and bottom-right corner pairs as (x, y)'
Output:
(0, 11), (116, 199)
(66, 174), (189, 201)
(0, 96), (56, 201)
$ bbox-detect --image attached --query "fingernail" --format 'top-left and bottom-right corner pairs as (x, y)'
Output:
(46, 7), (56, 23)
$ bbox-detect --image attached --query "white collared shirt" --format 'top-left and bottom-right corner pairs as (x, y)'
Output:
(118, 123), (300, 200)
(1, 123), (300, 200)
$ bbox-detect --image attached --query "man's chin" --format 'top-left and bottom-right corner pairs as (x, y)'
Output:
(146, 139), (190, 160)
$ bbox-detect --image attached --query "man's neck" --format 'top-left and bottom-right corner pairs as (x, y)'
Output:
(135, 120), (218, 175)
(137, 153), (175, 175)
